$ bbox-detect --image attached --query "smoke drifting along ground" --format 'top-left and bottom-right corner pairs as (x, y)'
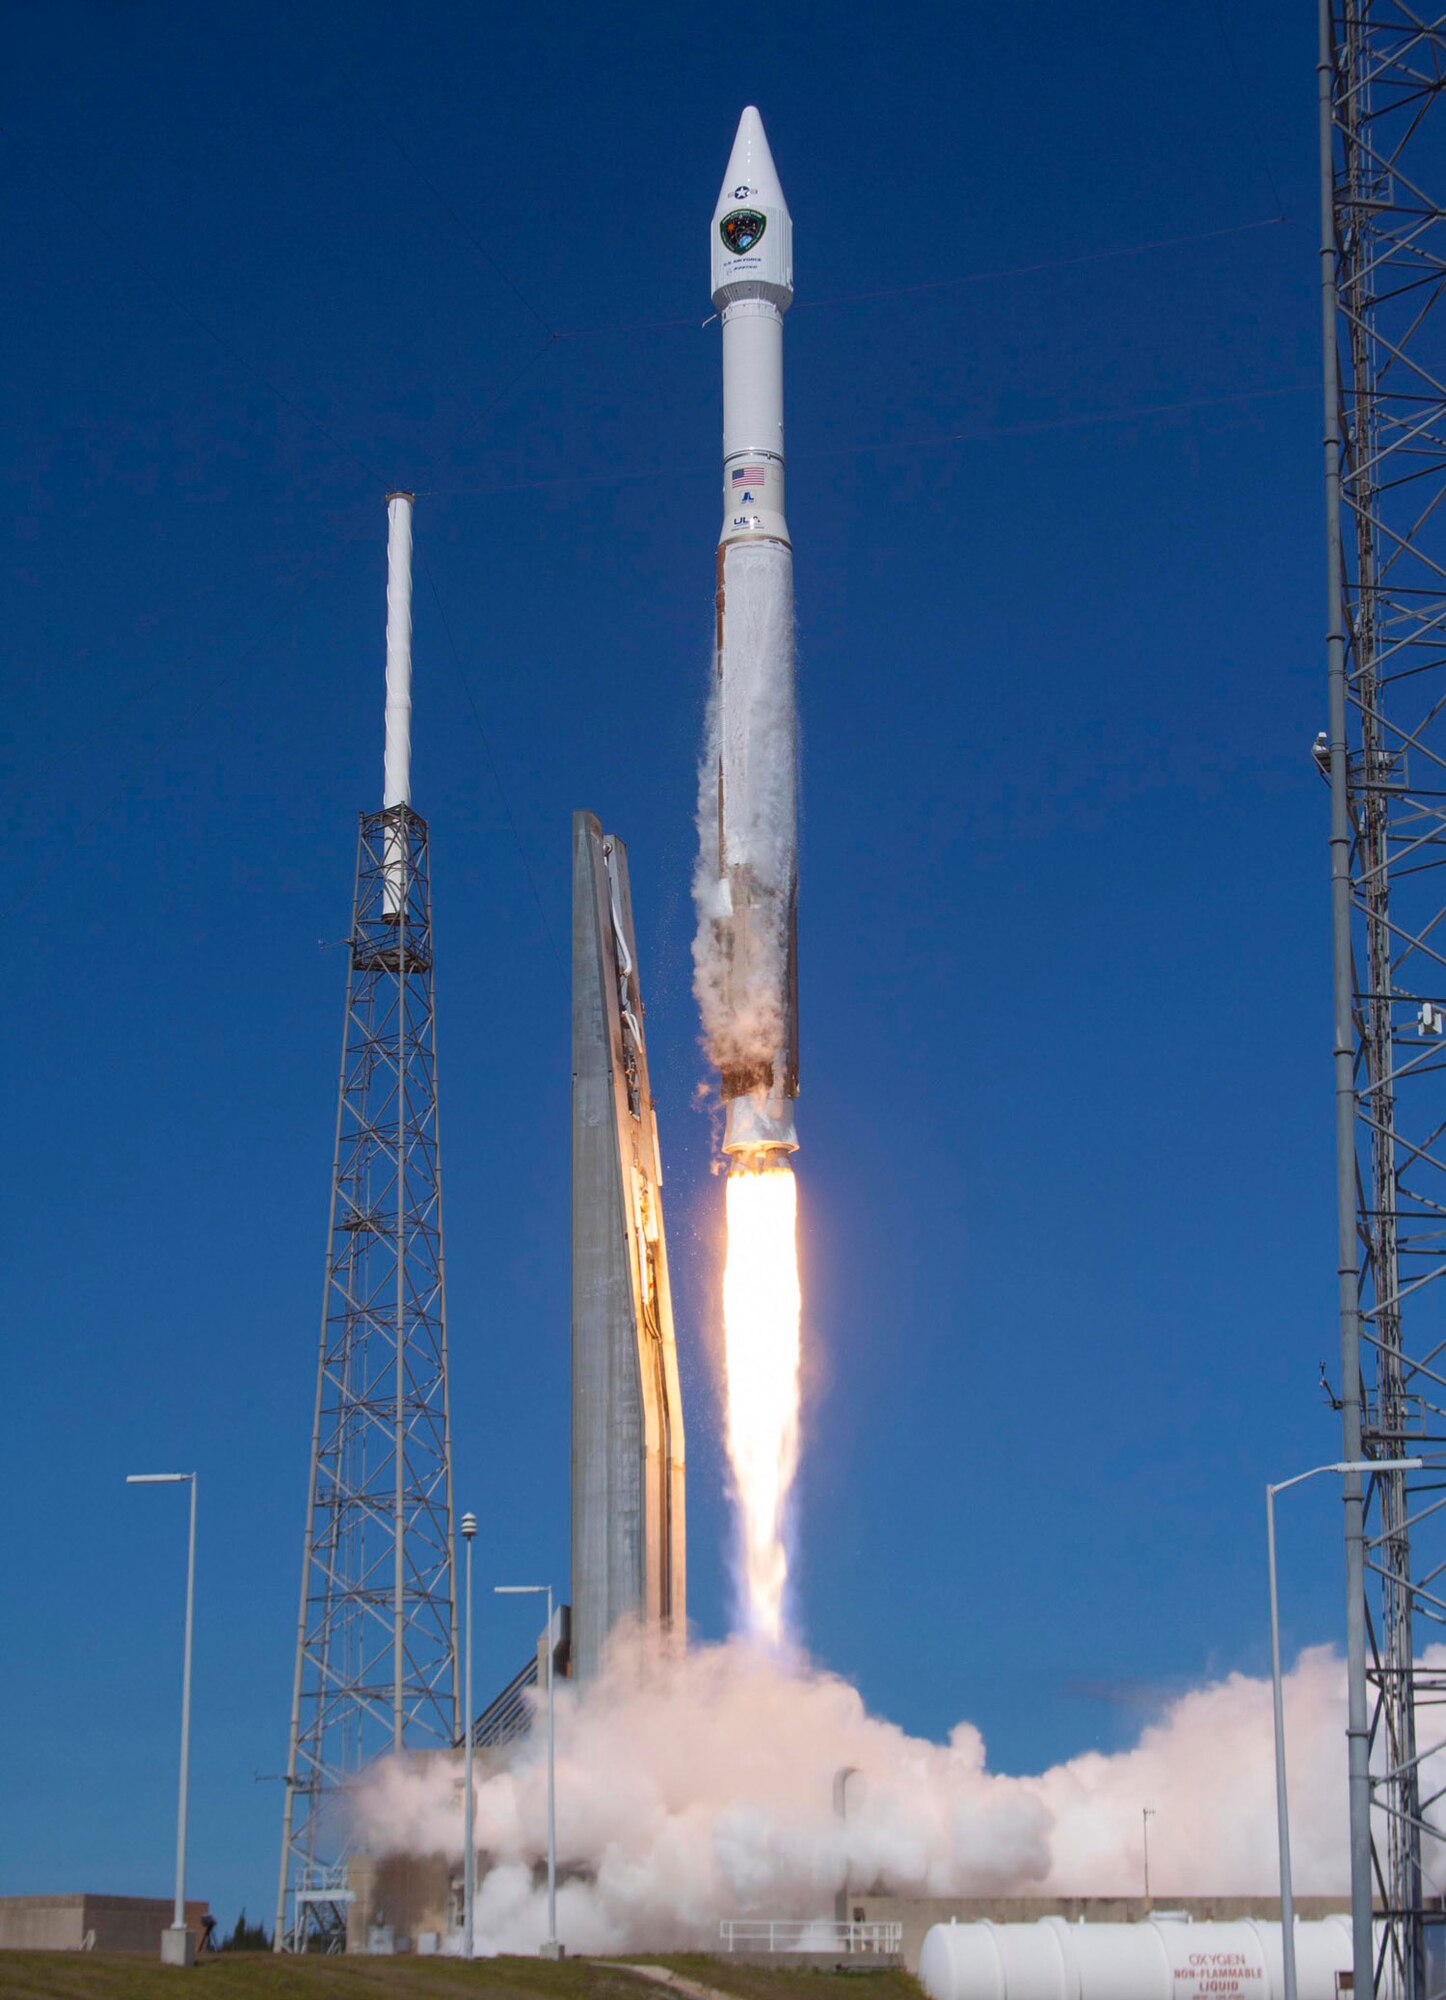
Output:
(357, 1637), (1386, 1957)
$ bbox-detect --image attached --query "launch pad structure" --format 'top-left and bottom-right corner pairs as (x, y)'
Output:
(275, 597), (684, 1953)
(571, 811), (686, 1682)
(1321, 8), (1446, 1996)
(275, 497), (459, 1951)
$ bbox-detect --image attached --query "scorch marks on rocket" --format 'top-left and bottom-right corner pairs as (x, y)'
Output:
(693, 107), (805, 1645)
(692, 537), (798, 1125)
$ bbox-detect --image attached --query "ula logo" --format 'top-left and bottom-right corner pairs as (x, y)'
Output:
(720, 209), (766, 255)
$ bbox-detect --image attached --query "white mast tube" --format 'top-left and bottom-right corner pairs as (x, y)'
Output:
(382, 491), (415, 918)
(383, 492), (414, 808)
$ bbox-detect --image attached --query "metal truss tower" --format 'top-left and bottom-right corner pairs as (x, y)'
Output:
(276, 496), (459, 1951)
(1320, 10), (1446, 1995)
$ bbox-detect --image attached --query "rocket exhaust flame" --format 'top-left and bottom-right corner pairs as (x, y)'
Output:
(722, 1161), (802, 1644)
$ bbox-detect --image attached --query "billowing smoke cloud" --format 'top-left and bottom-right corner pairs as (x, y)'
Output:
(692, 540), (797, 1080)
(354, 1635), (1426, 1957)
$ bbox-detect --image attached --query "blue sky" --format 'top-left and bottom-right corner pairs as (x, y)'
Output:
(2, 0), (1335, 1933)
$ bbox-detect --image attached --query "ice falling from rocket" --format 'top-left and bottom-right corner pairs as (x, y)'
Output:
(692, 108), (803, 1646)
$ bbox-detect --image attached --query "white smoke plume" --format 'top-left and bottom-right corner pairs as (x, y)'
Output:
(692, 540), (797, 1080)
(353, 1635), (1432, 1957)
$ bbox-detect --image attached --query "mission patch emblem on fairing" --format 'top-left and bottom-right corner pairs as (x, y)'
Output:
(720, 208), (767, 254)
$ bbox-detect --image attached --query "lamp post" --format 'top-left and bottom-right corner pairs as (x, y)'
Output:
(126, 1472), (198, 1968)
(496, 1584), (558, 1957)
(1266, 1457), (1423, 2000)
(460, 1513), (476, 1959)
(834, 1766), (859, 1929)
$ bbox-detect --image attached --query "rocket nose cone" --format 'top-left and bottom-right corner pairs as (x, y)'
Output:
(711, 104), (793, 309)
(717, 104), (788, 219)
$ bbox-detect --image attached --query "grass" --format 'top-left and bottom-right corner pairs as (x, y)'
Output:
(622, 1958), (920, 2000)
(0, 1955), (925, 2000)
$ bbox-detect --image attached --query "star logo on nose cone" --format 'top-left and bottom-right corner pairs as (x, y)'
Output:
(720, 209), (766, 255)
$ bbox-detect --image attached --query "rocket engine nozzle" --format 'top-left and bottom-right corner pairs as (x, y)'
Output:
(723, 1084), (799, 1161)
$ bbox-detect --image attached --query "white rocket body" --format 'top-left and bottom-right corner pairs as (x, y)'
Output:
(706, 109), (800, 1160)
(382, 491), (415, 918)
(712, 107), (793, 550)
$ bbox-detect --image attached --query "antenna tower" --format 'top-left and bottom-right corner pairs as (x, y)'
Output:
(1321, 9), (1446, 1995)
(275, 494), (459, 1951)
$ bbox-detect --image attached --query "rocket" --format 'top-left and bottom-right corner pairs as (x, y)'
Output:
(703, 107), (800, 1163)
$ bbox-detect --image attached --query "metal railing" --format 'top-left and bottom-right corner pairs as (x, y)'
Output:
(294, 1861), (353, 1904)
(467, 1652), (538, 1751)
(718, 1919), (902, 1955)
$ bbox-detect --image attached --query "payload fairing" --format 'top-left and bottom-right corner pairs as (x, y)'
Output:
(700, 107), (800, 1163)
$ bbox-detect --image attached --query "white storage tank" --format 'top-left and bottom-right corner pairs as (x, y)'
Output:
(918, 1915), (1354, 2000)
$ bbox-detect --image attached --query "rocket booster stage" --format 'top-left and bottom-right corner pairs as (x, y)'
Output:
(701, 107), (800, 1162)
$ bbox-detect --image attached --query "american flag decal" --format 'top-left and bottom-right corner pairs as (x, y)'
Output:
(731, 466), (766, 486)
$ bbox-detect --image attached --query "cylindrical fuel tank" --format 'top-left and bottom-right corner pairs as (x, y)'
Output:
(918, 1916), (1354, 2000)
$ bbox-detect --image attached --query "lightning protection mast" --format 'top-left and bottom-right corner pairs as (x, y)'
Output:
(276, 494), (460, 1951)
(1320, 10), (1446, 1996)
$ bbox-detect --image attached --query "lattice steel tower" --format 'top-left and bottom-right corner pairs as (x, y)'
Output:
(1321, 10), (1446, 1995)
(275, 494), (459, 1951)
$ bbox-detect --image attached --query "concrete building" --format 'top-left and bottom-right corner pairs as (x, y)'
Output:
(0, 1894), (212, 1954)
(345, 1852), (456, 1956)
(570, 812), (686, 1681)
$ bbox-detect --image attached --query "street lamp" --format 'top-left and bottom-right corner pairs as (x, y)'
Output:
(126, 1472), (198, 1969)
(1267, 1457), (1423, 2000)
(834, 1766), (859, 1928)
(495, 1584), (559, 1958)
(460, 1513), (477, 1959)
